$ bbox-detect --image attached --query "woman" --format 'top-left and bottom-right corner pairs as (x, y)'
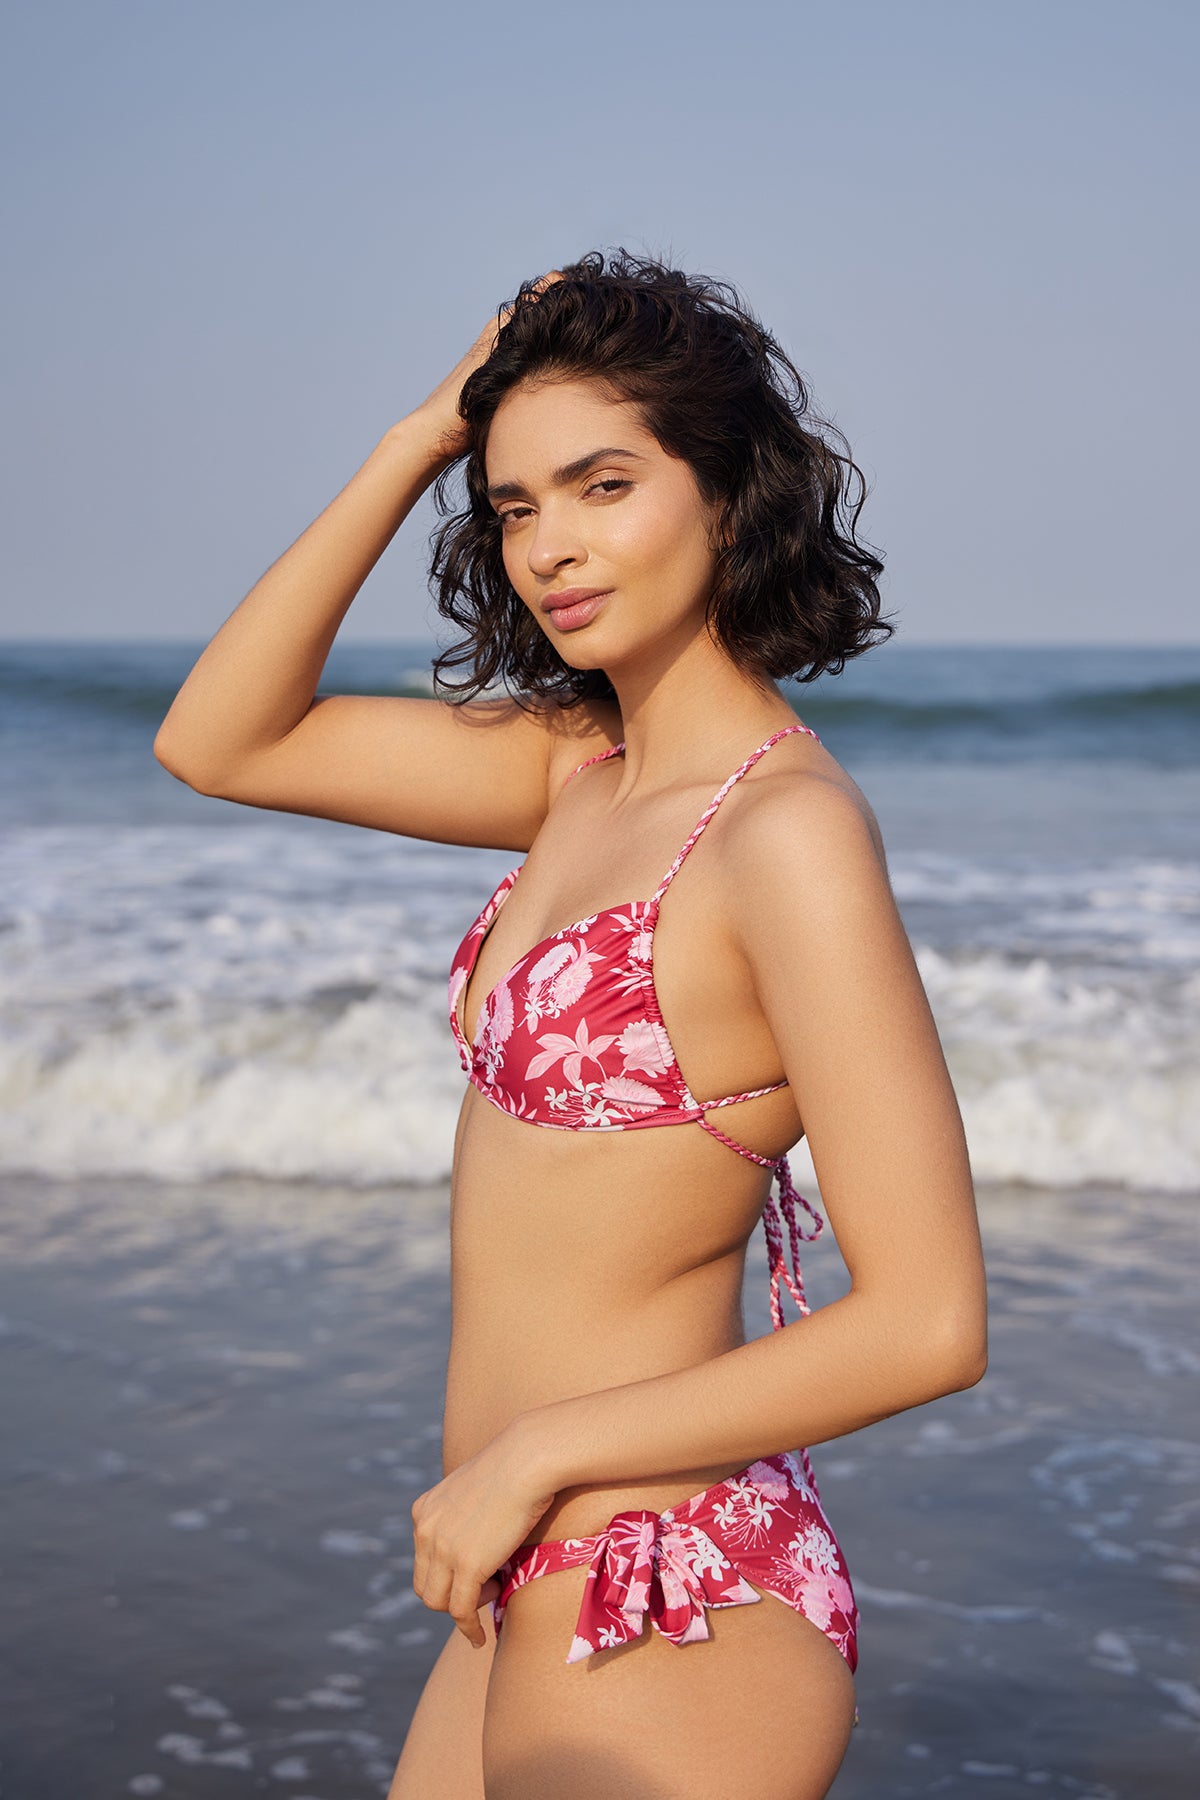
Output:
(155, 251), (987, 1799)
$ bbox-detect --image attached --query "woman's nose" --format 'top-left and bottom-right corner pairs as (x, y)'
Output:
(525, 507), (586, 576)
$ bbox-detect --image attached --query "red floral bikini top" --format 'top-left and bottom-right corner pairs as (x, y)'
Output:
(448, 724), (825, 1330)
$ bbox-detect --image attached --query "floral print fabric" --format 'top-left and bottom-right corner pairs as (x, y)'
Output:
(491, 1451), (858, 1674)
(447, 724), (821, 1139)
(446, 725), (829, 1333)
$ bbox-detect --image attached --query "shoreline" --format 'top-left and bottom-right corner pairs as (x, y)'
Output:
(0, 1172), (1195, 1798)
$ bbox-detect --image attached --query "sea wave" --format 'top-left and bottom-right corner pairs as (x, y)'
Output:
(2, 821), (1196, 1193)
(2, 946), (1195, 1193)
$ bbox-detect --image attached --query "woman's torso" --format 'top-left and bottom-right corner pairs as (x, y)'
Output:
(442, 722), (830, 1544)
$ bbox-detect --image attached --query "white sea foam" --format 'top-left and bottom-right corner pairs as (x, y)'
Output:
(1, 824), (1197, 1190)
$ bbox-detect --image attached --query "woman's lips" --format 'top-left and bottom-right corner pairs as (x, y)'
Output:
(546, 591), (612, 632)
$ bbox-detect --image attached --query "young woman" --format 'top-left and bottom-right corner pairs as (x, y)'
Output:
(155, 252), (987, 1799)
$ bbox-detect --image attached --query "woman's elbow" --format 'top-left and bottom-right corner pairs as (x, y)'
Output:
(929, 1307), (989, 1395)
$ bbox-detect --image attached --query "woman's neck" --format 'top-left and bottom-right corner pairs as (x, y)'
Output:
(602, 626), (798, 791)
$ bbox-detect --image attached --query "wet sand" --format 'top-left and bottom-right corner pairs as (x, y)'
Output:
(0, 1173), (1195, 1799)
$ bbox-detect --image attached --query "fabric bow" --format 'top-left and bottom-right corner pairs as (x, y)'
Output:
(566, 1508), (760, 1664)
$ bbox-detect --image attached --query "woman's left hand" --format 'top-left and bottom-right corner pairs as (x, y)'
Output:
(410, 1417), (559, 1648)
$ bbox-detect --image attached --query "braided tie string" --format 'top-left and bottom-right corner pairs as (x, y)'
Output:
(697, 1119), (826, 1496)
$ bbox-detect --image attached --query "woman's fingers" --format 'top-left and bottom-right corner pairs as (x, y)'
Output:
(412, 267), (566, 460)
(414, 1550), (490, 1647)
(450, 1575), (489, 1648)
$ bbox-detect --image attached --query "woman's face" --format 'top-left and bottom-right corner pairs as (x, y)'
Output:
(484, 377), (722, 676)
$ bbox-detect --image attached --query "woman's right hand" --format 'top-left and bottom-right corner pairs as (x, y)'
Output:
(411, 270), (563, 466)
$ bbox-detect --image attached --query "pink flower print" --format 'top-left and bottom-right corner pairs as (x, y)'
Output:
(622, 1573), (652, 1615)
(526, 941), (576, 989)
(610, 906), (655, 964)
(525, 943), (575, 1029)
(475, 978), (517, 1082)
(487, 976), (515, 1046)
(600, 1074), (664, 1112)
(504, 1546), (550, 1591)
(798, 1580), (834, 1633)
(616, 1018), (673, 1076)
(610, 964), (652, 1002)
(577, 1091), (629, 1127)
(546, 940), (603, 1012)
(825, 1571), (856, 1620)
(656, 1556), (695, 1618)
(745, 1460), (792, 1502)
(526, 1021), (617, 1087)
(720, 1572), (763, 1604)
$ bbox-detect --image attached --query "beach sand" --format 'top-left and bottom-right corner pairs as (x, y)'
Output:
(0, 1173), (1195, 1800)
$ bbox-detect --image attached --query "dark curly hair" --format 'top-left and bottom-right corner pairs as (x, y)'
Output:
(428, 249), (891, 708)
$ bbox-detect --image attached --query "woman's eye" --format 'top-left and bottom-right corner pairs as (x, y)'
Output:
(498, 506), (532, 527)
(588, 479), (630, 498)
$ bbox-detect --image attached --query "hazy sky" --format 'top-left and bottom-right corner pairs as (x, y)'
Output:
(1, 0), (1195, 645)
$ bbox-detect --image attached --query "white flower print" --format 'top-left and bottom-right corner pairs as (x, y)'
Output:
(543, 1085), (626, 1127)
(781, 1452), (817, 1500)
(677, 1527), (728, 1580)
(555, 912), (599, 940)
(710, 1476), (785, 1548)
(789, 1522), (840, 1576)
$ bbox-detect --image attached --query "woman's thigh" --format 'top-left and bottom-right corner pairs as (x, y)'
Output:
(482, 1567), (856, 1800)
(388, 1613), (495, 1800)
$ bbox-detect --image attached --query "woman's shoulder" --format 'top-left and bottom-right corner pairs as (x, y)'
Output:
(725, 739), (889, 890)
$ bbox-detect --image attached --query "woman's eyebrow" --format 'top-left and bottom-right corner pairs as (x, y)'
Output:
(487, 447), (645, 504)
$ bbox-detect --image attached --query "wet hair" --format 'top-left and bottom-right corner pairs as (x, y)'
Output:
(428, 248), (891, 708)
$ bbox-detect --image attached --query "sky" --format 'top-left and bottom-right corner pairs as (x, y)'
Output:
(0, 0), (1195, 647)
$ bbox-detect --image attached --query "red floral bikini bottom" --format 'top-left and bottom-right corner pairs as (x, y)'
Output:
(491, 1450), (858, 1675)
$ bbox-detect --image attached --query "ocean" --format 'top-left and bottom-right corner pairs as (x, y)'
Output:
(3, 639), (1196, 1196)
(2, 638), (1197, 1798)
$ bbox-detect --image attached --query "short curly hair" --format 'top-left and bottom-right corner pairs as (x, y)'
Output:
(428, 249), (891, 707)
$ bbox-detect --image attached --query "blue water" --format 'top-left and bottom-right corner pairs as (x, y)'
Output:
(2, 640), (1197, 1191)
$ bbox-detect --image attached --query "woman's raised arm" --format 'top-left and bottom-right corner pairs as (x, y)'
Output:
(153, 281), (596, 852)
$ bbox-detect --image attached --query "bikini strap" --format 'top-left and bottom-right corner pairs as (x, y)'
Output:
(697, 1119), (826, 1495)
(564, 741), (626, 783)
(651, 724), (819, 903)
